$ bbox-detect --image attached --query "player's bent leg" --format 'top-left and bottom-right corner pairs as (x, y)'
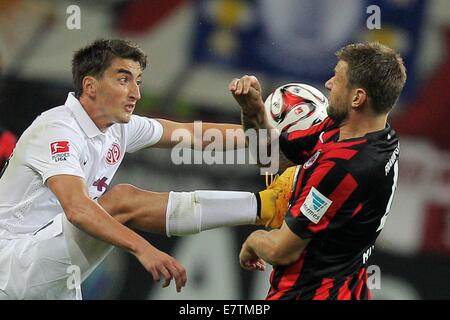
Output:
(97, 166), (298, 237)
(98, 184), (258, 237)
(97, 184), (168, 234)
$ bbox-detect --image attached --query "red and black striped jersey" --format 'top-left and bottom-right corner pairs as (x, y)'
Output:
(267, 117), (400, 300)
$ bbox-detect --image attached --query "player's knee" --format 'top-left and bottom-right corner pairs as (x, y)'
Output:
(100, 183), (140, 216)
(109, 183), (139, 196)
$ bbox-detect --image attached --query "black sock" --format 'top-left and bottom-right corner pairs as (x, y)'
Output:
(255, 193), (261, 218)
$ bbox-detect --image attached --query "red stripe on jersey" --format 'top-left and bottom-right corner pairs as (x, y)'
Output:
(351, 202), (363, 218)
(287, 118), (333, 141)
(312, 278), (335, 300)
(292, 165), (307, 201)
(354, 268), (367, 300)
(307, 173), (358, 233)
(267, 271), (277, 297)
(337, 275), (353, 299)
(322, 127), (340, 142)
(320, 148), (358, 161)
(266, 250), (307, 300)
(290, 163), (336, 218)
(365, 269), (371, 300)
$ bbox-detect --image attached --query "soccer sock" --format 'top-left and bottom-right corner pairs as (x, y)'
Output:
(166, 190), (258, 237)
(255, 192), (262, 218)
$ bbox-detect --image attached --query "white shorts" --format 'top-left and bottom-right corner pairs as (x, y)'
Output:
(0, 213), (113, 300)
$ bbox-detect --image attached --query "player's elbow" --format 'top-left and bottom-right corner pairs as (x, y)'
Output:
(61, 199), (92, 227)
(63, 205), (85, 226)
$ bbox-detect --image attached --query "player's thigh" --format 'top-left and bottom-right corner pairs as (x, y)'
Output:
(98, 184), (168, 227)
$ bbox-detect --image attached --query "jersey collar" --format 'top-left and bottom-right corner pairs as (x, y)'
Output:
(65, 93), (104, 138)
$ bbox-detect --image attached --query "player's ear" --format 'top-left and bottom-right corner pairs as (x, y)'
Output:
(82, 76), (97, 98)
(351, 88), (367, 109)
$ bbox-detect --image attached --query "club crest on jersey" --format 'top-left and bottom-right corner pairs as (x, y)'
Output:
(300, 187), (332, 224)
(303, 150), (320, 169)
(106, 143), (121, 165)
(50, 141), (70, 162)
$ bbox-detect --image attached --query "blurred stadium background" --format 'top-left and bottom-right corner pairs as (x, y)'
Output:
(0, 0), (449, 299)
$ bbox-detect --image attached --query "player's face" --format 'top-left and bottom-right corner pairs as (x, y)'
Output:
(94, 58), (142, 126)
(325, 61), (352, 124)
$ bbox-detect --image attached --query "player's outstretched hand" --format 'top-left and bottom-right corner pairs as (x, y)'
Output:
(136, 244), (187, 292)
(228, 75), (265, 117)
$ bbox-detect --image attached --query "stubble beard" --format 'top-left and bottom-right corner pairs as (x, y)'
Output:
(327, 103), (349, 125)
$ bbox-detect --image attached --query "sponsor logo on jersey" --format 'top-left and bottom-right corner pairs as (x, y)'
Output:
(303, 150), (320, 169)
(106, 143), (121, 165)
(300, 186), (332, 224)
(50, 141), (69, 154)
(50, 141), (70, 162)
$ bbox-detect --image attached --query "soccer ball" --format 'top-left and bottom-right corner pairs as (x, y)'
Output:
(264, 83), (328, 133)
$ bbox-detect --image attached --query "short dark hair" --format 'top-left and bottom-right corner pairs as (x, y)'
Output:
(336, 42), (407, 114)
(72, 39), (147, 98)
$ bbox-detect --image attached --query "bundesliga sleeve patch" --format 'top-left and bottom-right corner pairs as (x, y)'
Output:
(300, 186), (332, 224)
(50, 141), (71, 162)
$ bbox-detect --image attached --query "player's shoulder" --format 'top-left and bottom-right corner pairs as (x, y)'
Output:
(341, 136), (398, 184)
(110, 114), (142, 135)
(23, 105), (83, 142)
(129, 114), (155, 125)
(36, 106), (79, 128)
(118, 114), (160, 133)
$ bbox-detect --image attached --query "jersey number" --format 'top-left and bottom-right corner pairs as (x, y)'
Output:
(377, 161), (399, 232)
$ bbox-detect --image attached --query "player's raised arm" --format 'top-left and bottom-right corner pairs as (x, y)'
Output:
(47, 174), (187, 292)
(152, 118), (246, 150)
(229, 75), (274, 132)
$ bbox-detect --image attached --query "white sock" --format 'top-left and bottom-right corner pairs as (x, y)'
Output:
(166, 190), (257, 237)
(165, 192), (199, 237)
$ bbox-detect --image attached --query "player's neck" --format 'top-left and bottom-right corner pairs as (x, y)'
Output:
(79, 96), (112, 133)
(338, 112), (387, 141)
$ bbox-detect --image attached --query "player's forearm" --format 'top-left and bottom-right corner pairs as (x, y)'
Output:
(64, 199), (150, 256)
(241, 112), (280, 167)
(246, 229), (285, 266)
(241, 109), (273, 132)
(194, 122), (246, 150)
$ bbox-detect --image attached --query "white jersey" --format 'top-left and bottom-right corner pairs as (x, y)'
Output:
(0, 93), (163, 239)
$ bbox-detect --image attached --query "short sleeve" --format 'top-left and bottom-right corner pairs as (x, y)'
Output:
(280, 117), (334, 164)
(125, 115), (163, 153)
(25, 120), (85, 183)
(285, 161), (359, 239)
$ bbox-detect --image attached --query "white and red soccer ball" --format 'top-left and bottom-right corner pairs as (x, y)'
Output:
(264, 83), (328, 133)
